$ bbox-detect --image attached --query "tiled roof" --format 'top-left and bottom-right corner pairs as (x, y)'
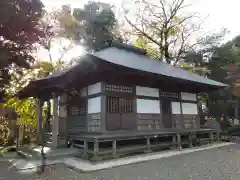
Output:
(91, 44), (227, 87)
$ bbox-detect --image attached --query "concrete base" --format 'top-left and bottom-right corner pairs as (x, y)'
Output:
(16, 146), (80, 160)
(5, 142), (234, 172)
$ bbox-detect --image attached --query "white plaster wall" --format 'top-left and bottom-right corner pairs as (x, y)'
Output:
(136, 86), (159, 97)
(88, 96), (101, 114)
(171, 102), (181, 114)
(181, 92), (197, 101)
(88, 82), (101, 95)
(182, 103), (198, 115)
(137, 99), (160, 114)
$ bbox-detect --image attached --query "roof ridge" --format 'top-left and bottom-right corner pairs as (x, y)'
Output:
(109, 41), (147, 55)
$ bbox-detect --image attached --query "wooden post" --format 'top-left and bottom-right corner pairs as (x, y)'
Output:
(52, 94), (59, 149)
(36, 98), (43, 145)
(100, 81), (107, 132)
(92, 139), (100, 161)
(112, 140), (117, 158)
(83, 140), (88, 159)
(216, 132), (220, 141)
(145, 137), (151, 153)
(177, 133), (182, 150)
(188, 133), (193, 148)
(209, 131), (214, 143)
(171, 135), (177, 149)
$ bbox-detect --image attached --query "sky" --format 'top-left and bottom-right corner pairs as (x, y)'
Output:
(39, 0), (240, 61)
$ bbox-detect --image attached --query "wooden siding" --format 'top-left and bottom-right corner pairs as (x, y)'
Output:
(172, 115), (183, 129)
(106, 113), (121, 130)
(183, 115), (200, 129)
(67, 115), (86, 135)
(137, 114), (162, 130)
(121, 114), (136, 130)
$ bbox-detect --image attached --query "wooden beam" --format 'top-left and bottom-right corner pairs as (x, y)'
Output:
(52, 94), (59, 149)
(100, 81), (107, 132)
(36, 98), (44, 145)
(177, 133), (182, 150)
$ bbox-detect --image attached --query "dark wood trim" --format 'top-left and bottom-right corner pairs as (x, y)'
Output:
(159, 91), (164, 127)
(179, 99), (196, 103)
(85, 85), (89, 132)
(180, 96), (184, 129)
(132, 85), (137, 130)
(87, 92), (103, 99)
(101, 81), (107, 132)
(136, 95), (159, 100)
(105, 91), (134, 98)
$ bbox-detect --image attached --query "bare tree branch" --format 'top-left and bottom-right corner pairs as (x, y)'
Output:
(125, 0), (205, 64)
(125, 16), (161, 47)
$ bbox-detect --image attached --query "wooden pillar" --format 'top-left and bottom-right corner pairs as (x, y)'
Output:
(209, 131), (214, 143)
(58, 93), (68, 148)
(171, 135), (177, 149)
(92, 139), (100, 161)
(36, 98), (43, 145)
(83, 140), (88, 159)
(216, 132), (220, 141)
(52, 94), (59, 149)
(112, 140), (117, 158)
(188, 133), (193, 148)
(100, 82), (106, 132)
(180, 100), (184, 129)
(145, 137), (151, 153)
(177, 133), (182, 150)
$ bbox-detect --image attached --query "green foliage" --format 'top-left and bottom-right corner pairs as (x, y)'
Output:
(4, 97), (37, 127)
(60, 2), (122, 51)
(0, 118), (9, 145)
(1, 60), (54, 145)
(134, 36), (160, 59)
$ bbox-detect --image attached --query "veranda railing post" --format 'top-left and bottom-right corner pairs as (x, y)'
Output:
(177, 133), (182, 150)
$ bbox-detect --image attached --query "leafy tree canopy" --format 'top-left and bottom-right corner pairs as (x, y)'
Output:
(60, 2), (122, 51)
(0, 0), (44, 99)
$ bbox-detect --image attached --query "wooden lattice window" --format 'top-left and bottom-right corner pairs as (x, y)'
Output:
(105, 84), (133, 93)
(88, 114), (101, 132)
(159, 91), (180, 98)
(107, 97), (133, 113)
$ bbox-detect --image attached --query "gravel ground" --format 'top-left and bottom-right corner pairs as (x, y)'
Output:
(1, 144), (240, 180)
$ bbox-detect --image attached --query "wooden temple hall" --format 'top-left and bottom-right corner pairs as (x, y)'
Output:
(17, 42), (227, 160)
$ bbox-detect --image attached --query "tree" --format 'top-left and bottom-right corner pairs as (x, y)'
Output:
(61, 2), (122, 51)
(188, 34), (240, 128)
(0, 0), (44, 89)
(2, 60), (54, 144)
(38, 8), (75, 69)
(125, 0), (204, 64)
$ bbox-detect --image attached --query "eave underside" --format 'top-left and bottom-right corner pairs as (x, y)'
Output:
(17, 56), (225, 99)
